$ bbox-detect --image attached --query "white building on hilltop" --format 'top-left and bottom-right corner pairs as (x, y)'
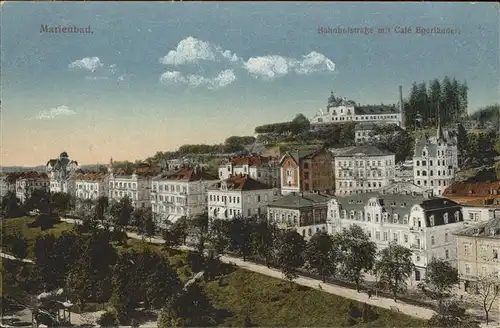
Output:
(333, 146), (396, 196)
(310, 86), (405, 128)
(151, 167), (219, 226)
(331, 194), (467, 284)
(207, 175), (278, 223)
(413, 122), (458, 197)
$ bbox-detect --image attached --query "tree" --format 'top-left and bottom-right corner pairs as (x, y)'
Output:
(95, 196), (109, 223)
(457, 123), (468, 168)
(289, 113), (311, 135)
(9, 232), (28, 260)
(51, 192), (72, 214)
(337, 225), (377, 292)
(1, 191), (24, 218)
(228, 217), (253, 261)
(375, 242), (414, 301)
(428, 300), (480, 328)
(24, 189), (51, 215)
(109, 196), (134, 229)
(190, 213), (209, 254)
(275, 230), (306, 283)
(250, 220), (277, 267)
(157, 284), (216, 328)
(303, 232), (340, 282)
(472, 273), (500, 325)
(224, 136), (256, 153)
(419, 258), (459, 310)
(207, 219), (230, 255)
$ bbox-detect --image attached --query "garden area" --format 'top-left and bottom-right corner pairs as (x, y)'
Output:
(1, 216), (430, 327)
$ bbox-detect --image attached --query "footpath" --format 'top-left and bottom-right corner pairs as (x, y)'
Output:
(60, 218), (435, 321)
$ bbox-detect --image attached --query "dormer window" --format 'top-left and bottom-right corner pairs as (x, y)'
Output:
(430, 215), (435, 226)
(443, 213), (449, 224)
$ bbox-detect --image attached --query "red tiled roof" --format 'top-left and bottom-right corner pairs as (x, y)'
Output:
(75, 172), (108, 181)
(444, 180), (500, 198)
(14, 171), (49, 180)
(212, 175), (272, 191)
(155, 168), (218, 182)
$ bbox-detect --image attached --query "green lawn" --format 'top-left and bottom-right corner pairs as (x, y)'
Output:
(1, 217), (427, 327)
(1, 217), (74, 258)
(205, 269), (426, 327)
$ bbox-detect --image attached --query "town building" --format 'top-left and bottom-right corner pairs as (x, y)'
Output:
(310, 86), (404, 128)
(354, 122), (379, 145)
(151, 167), (219, 226)
(15, 172), (50, 203)
(74, 172), (109, 201)
(333, 146), (396, 196)
(218, 155), (280, 188)
(331, 194), (466, 283)
(108, 162), (158, 209)
(454, 217), (500, 291)
(46, 152), (79, 194)
(0, 173), (19, 198)
(394, 160), (414, 183)
(413, 124), (459, 197)
(280, 147), (334, 195)
(267, 192), (335, 240)
(207, 175), (278, 223)
(380, 181), (433, 198)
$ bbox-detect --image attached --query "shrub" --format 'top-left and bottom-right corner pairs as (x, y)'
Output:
(97, 311), (118, 327)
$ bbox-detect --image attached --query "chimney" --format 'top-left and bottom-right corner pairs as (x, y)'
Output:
(399, 85), (405, 129)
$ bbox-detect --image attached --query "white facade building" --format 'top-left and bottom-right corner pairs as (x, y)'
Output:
(208, 175), (278, 222)
(46, 152), (79, 194)
(108, 164), (157, 209)
(331, 194), (467, 284)
(267, 192), (334, 240)
(75, 172), (109, 201)
(413, 125), (458, 197)
(151, 167), (219, 226)
(310, 86), (405, 128)
(333, 146), (396, 196)
(218, 155), (280, 188)
(15, 172), (50, 203)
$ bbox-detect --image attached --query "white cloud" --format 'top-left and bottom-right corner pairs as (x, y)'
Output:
(243, 51), (335, 79)
(85, 76), (109, 81)
(68, 57), (104, 72)
(160, 69), (236, 89)
(36, 105), (76, 120)
(108, 64), (118, 75)
(160, 37), (239, 66)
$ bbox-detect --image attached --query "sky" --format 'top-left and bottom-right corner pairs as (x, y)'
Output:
(1, 2), (499, 166)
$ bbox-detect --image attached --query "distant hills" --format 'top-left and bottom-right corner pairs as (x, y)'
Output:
(0, 164), (103, 173)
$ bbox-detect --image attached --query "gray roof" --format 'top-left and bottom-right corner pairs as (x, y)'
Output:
(329, 147), (357, 156)
(337, 192), (425, 222)
(335, 145), (394, 157)
(269, 192), (333, 209)
(454, 217), (500, 239)
(354, 105), (400, 115)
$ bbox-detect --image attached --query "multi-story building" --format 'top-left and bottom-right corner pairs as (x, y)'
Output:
(75, 172), (109, 201)
(380, 181), (433, 198)
(331, 194), (466, 283)
(443, 180), (500, 205)
(454, 217), (500, 291)
(46, 152), (79, 194)
(280, 147), (334, 195)
(310, 86), (405, 128)
(354, 122), (379, 145)
(151, 167), (219, 226)
(333, 146), (395, 196)
(394, 160), (414, 183)
(108, 163), (157, 209)
(207, 175), (277, 223)
(267, 192), (335, 240)
(413, 125), (458, 197)
(218, 155), (280, 188)
(0, 173), (19, 198)
(15, 172), (50, 203)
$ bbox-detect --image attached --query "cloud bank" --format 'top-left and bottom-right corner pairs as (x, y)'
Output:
(36, 105), (76, 120)
(159, 37), (336, 88)
(68, 57), (103, 72)
(160, 69), (236, 89)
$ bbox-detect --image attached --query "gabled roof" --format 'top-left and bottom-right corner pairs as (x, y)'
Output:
(221, 155), (270, 168)
(280, 147), (327, 165)
(335, 145), (394, 157)
(269, 192), (333, 209)
(153, 168), (218, 182)
(16, 171), (49, 180)
(454, 217), (500, 239)
(444, 180), (500, 198)
(419, 198), (460, 211)
(354, 105), (400, 115)
(209, 175), (272, 191)
(75, 172), (108, 182)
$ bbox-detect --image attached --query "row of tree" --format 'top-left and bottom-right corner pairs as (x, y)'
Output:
(404, 77), (468, 129)
(254, 114), (311, 135)
(457, 125), (500, 169)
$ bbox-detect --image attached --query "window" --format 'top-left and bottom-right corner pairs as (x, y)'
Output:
(443, 213), (449, 224)
(431, 236), (435, 245)
(493, 249), (498, 260)
(393, 233), (398, 242)
(445, 233), (449, 242)
(383, 232), (388, 241)
(404, 234), (408, 243)
(375, 231), (380, 240)
(430, 215), (435, 226)
(464, 244), (471, 257)
(465, 264), (471, 274)
(257, 195), (261, 202)
(303, 163), (309, 169)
